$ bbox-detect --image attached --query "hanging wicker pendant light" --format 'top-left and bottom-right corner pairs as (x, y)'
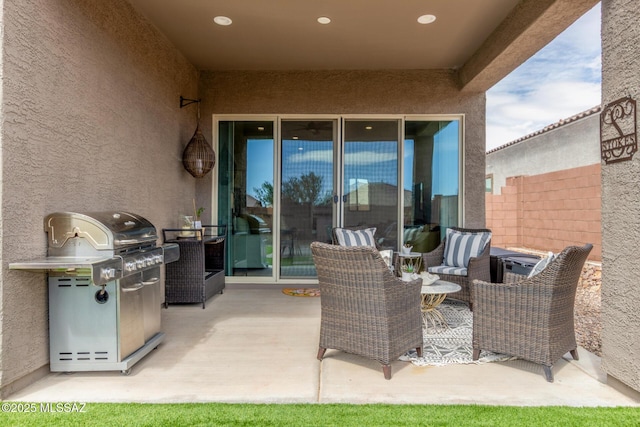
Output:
(180, 96), (215, 178)
(183, 124), (215, 178)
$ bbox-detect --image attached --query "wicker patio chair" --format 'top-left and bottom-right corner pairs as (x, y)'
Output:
(471, 243), (593, 382)
(422, 227), (492, 310)
(310, 241), (423, 379)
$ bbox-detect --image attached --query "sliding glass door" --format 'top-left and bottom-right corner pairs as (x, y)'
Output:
(342, 119), (400, 250)
(218, 120), (275, 278)
(216, 116), (461, 282)
(279, 120), (337, 278)
(403, 119), (460, 252)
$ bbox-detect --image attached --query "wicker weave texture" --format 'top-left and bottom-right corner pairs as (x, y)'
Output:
(164, 226), (226, 309)
(310, 242), (423, 374)
(471, 243), (593, 379)
(421, 227), (492, 307)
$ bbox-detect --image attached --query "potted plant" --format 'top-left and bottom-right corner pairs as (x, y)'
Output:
(401, 263), (415, 281)
(193, 206), (206, 240)
(401, 243), (413, 255)
(196, 206), (205, 220)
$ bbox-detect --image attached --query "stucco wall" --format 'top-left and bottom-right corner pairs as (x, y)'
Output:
(601, 0), (640, 392)
(197, 70), (487, 229)
(0, 0), (199, 396)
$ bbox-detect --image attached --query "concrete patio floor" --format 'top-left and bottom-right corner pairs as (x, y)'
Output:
(7, 287), (640, 406)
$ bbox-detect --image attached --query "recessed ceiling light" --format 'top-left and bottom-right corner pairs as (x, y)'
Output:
(365, 126), (373, 130)
(417, 14), (436, 24)
(214, 16), (232, 26)
(317, 16), (331, 25)
(257, 126), (265, 131)
(292, 136), (299, 140)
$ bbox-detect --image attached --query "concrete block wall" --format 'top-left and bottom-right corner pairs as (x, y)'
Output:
(485, 176), (523, 248)
(486, 164), (601, 260)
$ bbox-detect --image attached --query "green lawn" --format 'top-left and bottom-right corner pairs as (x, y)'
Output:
(1, 403), (639, 427)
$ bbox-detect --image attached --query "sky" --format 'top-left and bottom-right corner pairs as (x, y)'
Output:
(485, 3), (601, 151)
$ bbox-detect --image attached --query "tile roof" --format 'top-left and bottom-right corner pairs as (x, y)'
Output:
(486, 105), (601, 154)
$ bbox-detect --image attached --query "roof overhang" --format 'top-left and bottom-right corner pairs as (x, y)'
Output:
(128, 0), (599, 92)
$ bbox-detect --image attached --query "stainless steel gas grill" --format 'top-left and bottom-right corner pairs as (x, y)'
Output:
(10, 211), (179, 374)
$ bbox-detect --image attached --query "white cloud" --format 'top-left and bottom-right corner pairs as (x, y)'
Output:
(486, 4), (601, 151)
(287, 149), (396, 165)
(287, 149), (333, 163)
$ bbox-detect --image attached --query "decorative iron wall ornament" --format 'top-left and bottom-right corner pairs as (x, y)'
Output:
(600, 96), (637, 164)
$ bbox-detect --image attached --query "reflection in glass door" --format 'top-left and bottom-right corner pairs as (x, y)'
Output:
(217, 116), (461, 282)
(402, 120), (460, 253)
(279, 120), (336, 278)
(218, 120), (275, 277)
(342, 120), (400, 250)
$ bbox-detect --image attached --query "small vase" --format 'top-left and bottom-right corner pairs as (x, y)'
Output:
(401, 246), (413, 255)
(179, 215), (194, 237)
(401, 272), (413, 281)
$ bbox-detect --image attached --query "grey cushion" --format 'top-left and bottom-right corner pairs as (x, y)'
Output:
(528, 252), (555, 278)
(442, 228), (491, 268)
(334, 227), (377, 247)
(403, 226), (423, 244)
(428, 265), (467, 276)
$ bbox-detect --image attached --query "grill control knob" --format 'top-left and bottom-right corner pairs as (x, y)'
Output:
(125, 261), (137, 272)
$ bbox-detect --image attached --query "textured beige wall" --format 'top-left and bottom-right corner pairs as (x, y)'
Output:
(0, 0), (198, 395)
(197, 70), (487, 229)
(601, 0), (640, 392)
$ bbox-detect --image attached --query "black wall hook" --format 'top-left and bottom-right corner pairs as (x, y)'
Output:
(180, 96), (201, 108)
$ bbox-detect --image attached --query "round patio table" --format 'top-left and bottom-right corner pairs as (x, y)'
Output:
(420, 280), (461, 330)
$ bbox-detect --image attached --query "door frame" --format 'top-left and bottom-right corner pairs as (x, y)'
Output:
(212, 114), (464, 285)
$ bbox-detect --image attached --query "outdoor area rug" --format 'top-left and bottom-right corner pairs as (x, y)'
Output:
(400, 300), (516, 366)
(282, 288), (321, 297)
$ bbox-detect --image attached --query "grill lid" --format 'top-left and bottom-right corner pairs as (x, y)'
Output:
(46, 211), (158, 252)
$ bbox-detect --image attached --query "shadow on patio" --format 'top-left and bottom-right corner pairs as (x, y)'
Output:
(7, 287), (639, 406)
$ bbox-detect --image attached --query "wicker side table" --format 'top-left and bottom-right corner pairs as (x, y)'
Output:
(163, 225), (226, 309)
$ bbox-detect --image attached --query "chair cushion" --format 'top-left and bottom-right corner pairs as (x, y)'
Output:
(442, 229), (491, 268)
(379, 249), (394, 271)
(527, 251), (555, 278)
(334, 227), (377, 247)
(428, 265), (468, 276)
(403, 226), (423, 244)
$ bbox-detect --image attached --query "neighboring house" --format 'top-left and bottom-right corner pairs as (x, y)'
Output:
(485, 107), (602, 260)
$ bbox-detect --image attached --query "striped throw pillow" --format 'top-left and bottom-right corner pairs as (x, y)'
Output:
(334, 227), (377, 247)
(442, 229), (491, 268)
(527, 251), (555, 278)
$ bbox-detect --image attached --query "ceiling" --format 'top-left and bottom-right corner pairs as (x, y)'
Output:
(127, 0), (598, 90)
